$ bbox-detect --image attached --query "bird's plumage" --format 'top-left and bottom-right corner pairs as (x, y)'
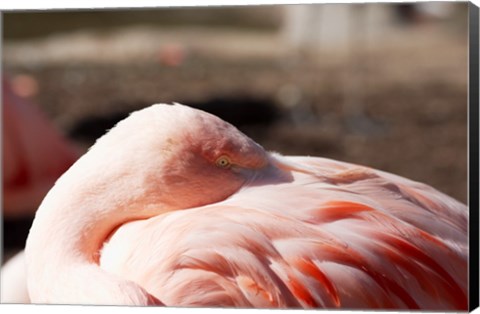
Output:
(1, 251), (30, 304)
(22, 103), (468, 309)
(100, 155), (467, 310)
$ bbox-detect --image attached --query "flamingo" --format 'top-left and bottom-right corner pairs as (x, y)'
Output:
(2, 77), (80, 218)
(22, 103), (467, 309)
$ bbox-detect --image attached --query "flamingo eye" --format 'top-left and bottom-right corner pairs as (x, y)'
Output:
(215, 156), (231, 169)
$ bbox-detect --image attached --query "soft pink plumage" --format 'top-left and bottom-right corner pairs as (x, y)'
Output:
(23, 103), (467, 309)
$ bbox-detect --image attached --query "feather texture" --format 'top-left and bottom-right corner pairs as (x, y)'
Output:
(22, 104), (467, 309)
(100, 156), (467, 310)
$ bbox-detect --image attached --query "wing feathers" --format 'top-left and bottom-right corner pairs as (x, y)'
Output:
(100, 156), (467, 310)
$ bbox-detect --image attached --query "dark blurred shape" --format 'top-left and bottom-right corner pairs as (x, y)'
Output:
(186, 96), (282, 128)
(393, 3), (457, 24)
(3, 218), (34, 249)
(68, 96), (282, 144)
(68, 110), (132, 143)
(395, 4), (418, 24)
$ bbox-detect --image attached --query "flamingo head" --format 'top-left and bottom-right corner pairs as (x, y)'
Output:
(80, 103), (278, 216)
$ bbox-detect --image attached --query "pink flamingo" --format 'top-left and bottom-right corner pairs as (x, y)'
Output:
(23, 104), (467, 309)
(3, 77), (80, 218)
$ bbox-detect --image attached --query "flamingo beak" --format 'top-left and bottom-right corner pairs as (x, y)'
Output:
(232, 156), (294, 188)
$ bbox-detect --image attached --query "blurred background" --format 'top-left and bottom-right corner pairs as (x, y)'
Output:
(2, 2), (469, 258)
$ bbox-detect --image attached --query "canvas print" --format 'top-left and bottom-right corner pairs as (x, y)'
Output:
(1, 2), (476, 311)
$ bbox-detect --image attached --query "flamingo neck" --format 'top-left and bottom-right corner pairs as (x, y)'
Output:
(24, 157), (167, 305)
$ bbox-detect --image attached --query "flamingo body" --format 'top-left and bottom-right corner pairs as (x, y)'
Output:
(23, 103), (468, 309)
(100, 156), (467, 310)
